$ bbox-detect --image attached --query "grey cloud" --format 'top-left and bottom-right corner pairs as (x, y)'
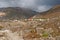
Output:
(0, 0), (60, 12)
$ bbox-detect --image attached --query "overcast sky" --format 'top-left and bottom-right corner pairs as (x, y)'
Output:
(0, 0), (60, 12)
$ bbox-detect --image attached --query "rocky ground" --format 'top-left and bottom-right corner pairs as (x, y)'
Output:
(0, 18), (60, 40)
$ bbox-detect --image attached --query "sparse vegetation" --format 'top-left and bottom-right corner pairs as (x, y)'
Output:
(0, 5), (60, 40)
(42, 32), (49, 37)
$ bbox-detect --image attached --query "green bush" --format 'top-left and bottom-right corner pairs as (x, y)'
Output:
(42, 32), (49, 37)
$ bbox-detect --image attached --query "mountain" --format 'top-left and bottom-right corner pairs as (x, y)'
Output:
(0, 5), (60, 40)
(0, 7), (37, 20)
(32, 5), (60, 19)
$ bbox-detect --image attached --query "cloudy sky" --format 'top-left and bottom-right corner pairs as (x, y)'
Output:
(0, 0), (60, 12)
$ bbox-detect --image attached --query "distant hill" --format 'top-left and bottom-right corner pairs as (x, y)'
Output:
(0, 7), (38, 20)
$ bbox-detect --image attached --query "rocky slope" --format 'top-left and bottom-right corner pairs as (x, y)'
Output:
(32, 5), (60, 19)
